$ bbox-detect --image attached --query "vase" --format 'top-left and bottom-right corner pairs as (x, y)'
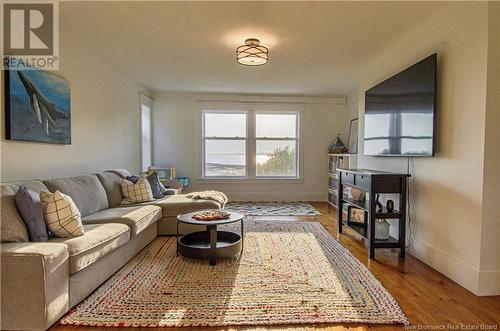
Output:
(375, 219), (390, 240)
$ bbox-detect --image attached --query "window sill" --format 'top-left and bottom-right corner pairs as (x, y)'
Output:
(197, 177), (304, 184)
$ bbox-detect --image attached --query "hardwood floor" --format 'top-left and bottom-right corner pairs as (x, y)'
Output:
(51, 202), (500, 331)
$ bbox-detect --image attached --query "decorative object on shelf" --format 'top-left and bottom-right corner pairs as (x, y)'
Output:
(328, 134), (348, 154)
(349, 207), (366, 225)
(176, 176), (190, 188)
(347, 118), (359, 154)
(386, 200), (395, 212)
(236, 38), (268, 66)
(349, 187), (364, 201)
(5, 69), (71, 144)
(375, 194), (383, 212)
(375, 219), (390, 241)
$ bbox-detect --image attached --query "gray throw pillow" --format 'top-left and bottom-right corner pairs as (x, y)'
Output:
(125, 175), (140, 184)
(159, 181), (169, 194)
(147, 172), (164, 199)
(14, 187), (49, 242)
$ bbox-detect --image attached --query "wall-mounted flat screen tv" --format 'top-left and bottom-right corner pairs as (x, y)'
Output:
(364, 53), (437, 156)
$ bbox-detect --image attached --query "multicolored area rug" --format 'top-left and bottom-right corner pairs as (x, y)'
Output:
(60, 220), (408, 328)
(225, 201), (320, 216)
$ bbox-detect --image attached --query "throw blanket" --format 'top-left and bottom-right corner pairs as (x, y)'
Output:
(186, 190), (228, 207)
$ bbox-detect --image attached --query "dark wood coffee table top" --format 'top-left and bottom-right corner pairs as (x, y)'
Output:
(177, 210), (244, 226)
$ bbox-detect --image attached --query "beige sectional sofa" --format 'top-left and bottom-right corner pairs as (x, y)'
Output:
(0, 170), (222, 330)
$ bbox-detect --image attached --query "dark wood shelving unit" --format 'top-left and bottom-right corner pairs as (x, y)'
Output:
(341, 221), (399, 245)
(337, 168), (410, 259)
(327, 154), (353, 211)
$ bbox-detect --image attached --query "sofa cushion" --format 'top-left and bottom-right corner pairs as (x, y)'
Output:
(4, 180), (50, 194)
(82, 205), (161, 237)
(0, 185), (29, 242)
(44, 175), (109, 217)
(49, 223), (130, 274)
(96, 172), (123, 208)
(140, 194), (222, 218)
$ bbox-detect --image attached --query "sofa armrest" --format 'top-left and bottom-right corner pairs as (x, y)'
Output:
(1, 242), (70, 330)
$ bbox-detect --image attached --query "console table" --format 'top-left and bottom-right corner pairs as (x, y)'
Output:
(337, 168), (410, 259)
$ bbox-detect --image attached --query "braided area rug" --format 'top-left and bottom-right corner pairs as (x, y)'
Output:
(225, 201), (320, 216)
(60, 220), (408, 327)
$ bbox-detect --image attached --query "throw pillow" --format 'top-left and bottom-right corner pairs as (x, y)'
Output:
(15, 187), (49, 242)
(121, 177), (154, 205)
(159, 182), (169, 194)
(125, 175), (140, 184)
(40, 190), (85, 237)
(147, 172), (164, 199)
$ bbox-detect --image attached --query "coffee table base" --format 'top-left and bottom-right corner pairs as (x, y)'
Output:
(177, 229), (242, 265)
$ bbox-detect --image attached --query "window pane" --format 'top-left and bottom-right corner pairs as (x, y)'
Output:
(256, 114), (297, 138)
(204, 113), (246, 137)
(256, 140), (297, 177)
(205, 139), (246, 177)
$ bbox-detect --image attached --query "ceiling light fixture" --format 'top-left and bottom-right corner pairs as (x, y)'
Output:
(236, 38), (268, 66)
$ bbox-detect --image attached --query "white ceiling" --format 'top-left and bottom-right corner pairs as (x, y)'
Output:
(61, 1), (447, 95)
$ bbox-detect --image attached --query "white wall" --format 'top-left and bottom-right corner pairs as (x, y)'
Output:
(152, 92), (351, 201)
(0, 12), (151, 181)
(479, 1), (500, 296)
(350, 3), (498, 295)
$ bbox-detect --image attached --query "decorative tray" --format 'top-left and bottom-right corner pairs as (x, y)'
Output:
(192, 210), (231, 221)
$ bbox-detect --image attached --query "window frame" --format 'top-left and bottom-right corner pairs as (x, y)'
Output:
(200, 105), (302, 180)
(201, 110), (249, 179)
(254, 111), (300, 179)
(139, 94), (153, 173)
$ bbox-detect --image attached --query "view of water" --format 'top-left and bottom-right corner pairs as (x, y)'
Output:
(206, 154), (270, 165)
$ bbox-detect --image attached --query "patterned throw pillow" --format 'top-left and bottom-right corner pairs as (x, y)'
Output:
(40, 190), (85, 238)
(121, 177), (154, 205)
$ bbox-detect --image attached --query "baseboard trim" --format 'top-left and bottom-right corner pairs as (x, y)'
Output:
(226, 193), (327, 202)
(478, 270), (500, 296)
(411, 239), (480, 294)
(411, 239), (499, 296)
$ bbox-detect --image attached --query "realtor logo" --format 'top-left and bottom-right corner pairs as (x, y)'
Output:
(2, 0), (59, 70)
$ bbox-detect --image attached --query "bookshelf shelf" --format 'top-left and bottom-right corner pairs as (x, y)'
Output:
(327, 154), (351, 210)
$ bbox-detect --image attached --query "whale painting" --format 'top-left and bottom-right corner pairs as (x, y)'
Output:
(5, 69), (71, 144)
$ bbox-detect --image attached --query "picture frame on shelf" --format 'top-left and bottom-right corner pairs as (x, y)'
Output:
(347, 118), (358, 154)
(348, 206), (366, 225)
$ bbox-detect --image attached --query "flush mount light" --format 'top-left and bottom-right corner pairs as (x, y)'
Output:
(236, 38), (268, 66)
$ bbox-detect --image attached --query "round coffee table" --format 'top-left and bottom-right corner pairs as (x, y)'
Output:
(176, 210), (244, 266)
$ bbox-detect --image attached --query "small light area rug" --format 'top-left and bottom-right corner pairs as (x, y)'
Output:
(225, 201), (320, 216)
(60, 220), (407, 328)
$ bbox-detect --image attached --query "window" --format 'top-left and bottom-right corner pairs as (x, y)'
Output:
(140, 95), (153, 173)
(256, 113), (298, 177)
(202, 112), (247, 177)
(201, 108), (300, 179)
